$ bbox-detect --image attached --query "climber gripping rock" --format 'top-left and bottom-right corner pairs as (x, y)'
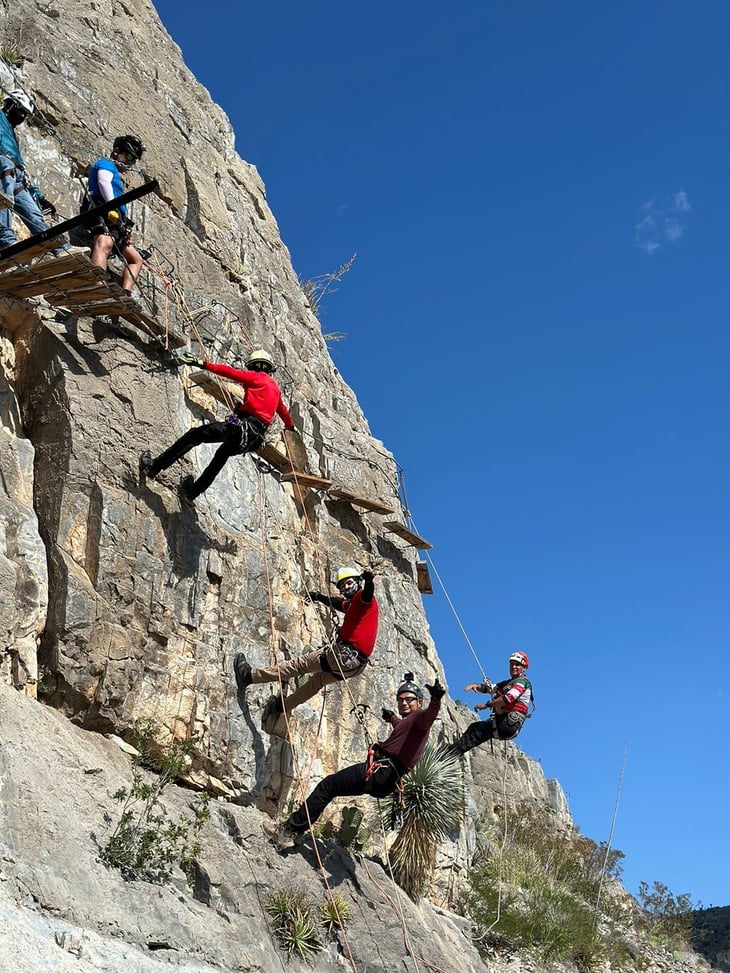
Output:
(140, 348), (297, 503)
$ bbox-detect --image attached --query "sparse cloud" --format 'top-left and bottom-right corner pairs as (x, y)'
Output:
(635, 190), (691, 254)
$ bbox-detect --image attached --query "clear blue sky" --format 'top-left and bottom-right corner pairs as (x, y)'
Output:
(152, 0), (729, 907)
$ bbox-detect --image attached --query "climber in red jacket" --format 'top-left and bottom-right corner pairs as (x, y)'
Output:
(234, 565), (379, 731)
(140, 348), (296, 501)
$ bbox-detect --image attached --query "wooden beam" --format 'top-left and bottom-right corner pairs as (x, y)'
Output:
(0, 191), (12, 211)
(383, 521), (433, 550)
(280, 471), (332, 490)
(255, 442), (292, 473)
(416, 560), (433, 594)
(328, 488), (395, 515)
(0, 180), (159, 261)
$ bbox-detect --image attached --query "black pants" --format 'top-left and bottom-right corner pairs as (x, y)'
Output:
(287, 760), (400, 832)
(449, 712), (525, 755)
(149, 417), (266, 498)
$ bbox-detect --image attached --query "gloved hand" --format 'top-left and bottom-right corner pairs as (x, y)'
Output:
(307, 590), (323, 603)
(381, 708), (395, 723)
(180, 352), (205, 367)
(425, 680), (446, 701)
(361, 569), (374, 583)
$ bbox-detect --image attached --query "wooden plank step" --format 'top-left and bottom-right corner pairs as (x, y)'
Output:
(328, 488), (395, 515)
(416, 560), (433, 594)
(188, 370), (242, 408)
(117, 308), (186, 347)
(60, 286), (118, 304)
(255, 442), (292, 473)
(1, 238), (58, 265)
(0, 191), (12, 211)
(383, 521), (433, 550)
(280, 470), (332, 489)
(1, 275), (100, 299)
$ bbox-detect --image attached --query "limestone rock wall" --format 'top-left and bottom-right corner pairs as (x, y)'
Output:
(0, 2), (584, 969)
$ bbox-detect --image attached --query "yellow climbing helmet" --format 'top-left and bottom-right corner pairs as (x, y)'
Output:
(246, 348), (275, 372)
(335, 565), (361, 586)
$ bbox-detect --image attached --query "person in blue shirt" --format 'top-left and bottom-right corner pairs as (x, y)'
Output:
(0, 88), (69, 255)
(87, 135), (146, 295)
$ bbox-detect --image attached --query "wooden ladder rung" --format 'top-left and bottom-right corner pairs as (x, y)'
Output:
(383, 521), (433, 550)
(255, 442), (292, 473)
(416, 560), (433, 594)
(280, 470), (332, 489)
(328, 488), (395, 515)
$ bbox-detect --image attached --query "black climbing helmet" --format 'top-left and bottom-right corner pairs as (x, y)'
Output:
(396, 672), (423, 702)
(112, 134), (146, 162)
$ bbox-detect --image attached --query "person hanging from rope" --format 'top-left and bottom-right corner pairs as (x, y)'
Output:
(86, 135), (146, 295)
(140, 348), (297, 503)
(265, 674), (446, 850)
(0, 89), (72, 257)
(446, 651), (533, 756)
(234, 565), (378, 730)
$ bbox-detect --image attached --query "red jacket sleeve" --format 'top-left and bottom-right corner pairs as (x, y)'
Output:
(276, 397), (294, 429)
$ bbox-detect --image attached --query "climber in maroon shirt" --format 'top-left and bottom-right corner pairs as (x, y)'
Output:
(234, 565), (379, 730)
(140, 348), (296, 502)
(265, 674), (446, 849)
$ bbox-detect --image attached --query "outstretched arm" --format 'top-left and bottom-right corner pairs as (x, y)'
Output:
(360, 569), (375, 604)
(308, 591), (345, 611)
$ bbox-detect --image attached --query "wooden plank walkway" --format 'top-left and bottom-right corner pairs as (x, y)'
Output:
(0, 251), (185, 347)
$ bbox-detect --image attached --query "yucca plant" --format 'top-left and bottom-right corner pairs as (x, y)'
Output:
(385, 744), (464, 899)
(281, 906), (322, 959)
(320, 893), (351, 937)
(266, 888), (323, 960)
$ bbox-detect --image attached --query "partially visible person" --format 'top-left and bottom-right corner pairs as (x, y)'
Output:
(447, 651), (533, 756)
(0, 89), (70, 255)
(86, 134), (146, 294)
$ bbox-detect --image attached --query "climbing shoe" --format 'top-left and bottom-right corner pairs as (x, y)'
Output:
(139, 450), (156, 480)
(262, 818), (305, 852)
(233, 653), (252, 692)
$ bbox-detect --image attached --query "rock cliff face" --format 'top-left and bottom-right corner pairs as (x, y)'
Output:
(0, 3), (713, 972)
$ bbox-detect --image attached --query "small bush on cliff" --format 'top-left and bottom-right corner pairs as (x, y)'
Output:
(98, 719), (210, 885)
(638, 880), (698, 946)
(466, 801), (627, 968)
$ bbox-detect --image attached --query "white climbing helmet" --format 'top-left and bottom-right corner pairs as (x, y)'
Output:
(4, 89), (34, 115)
(246, 348), (275, 373)
(509, 651), (529, 669)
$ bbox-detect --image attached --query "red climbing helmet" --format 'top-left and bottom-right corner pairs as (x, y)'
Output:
(509, 651), (529, 669)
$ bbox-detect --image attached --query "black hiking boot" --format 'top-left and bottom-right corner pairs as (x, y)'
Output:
(234, 653), (252, 692)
